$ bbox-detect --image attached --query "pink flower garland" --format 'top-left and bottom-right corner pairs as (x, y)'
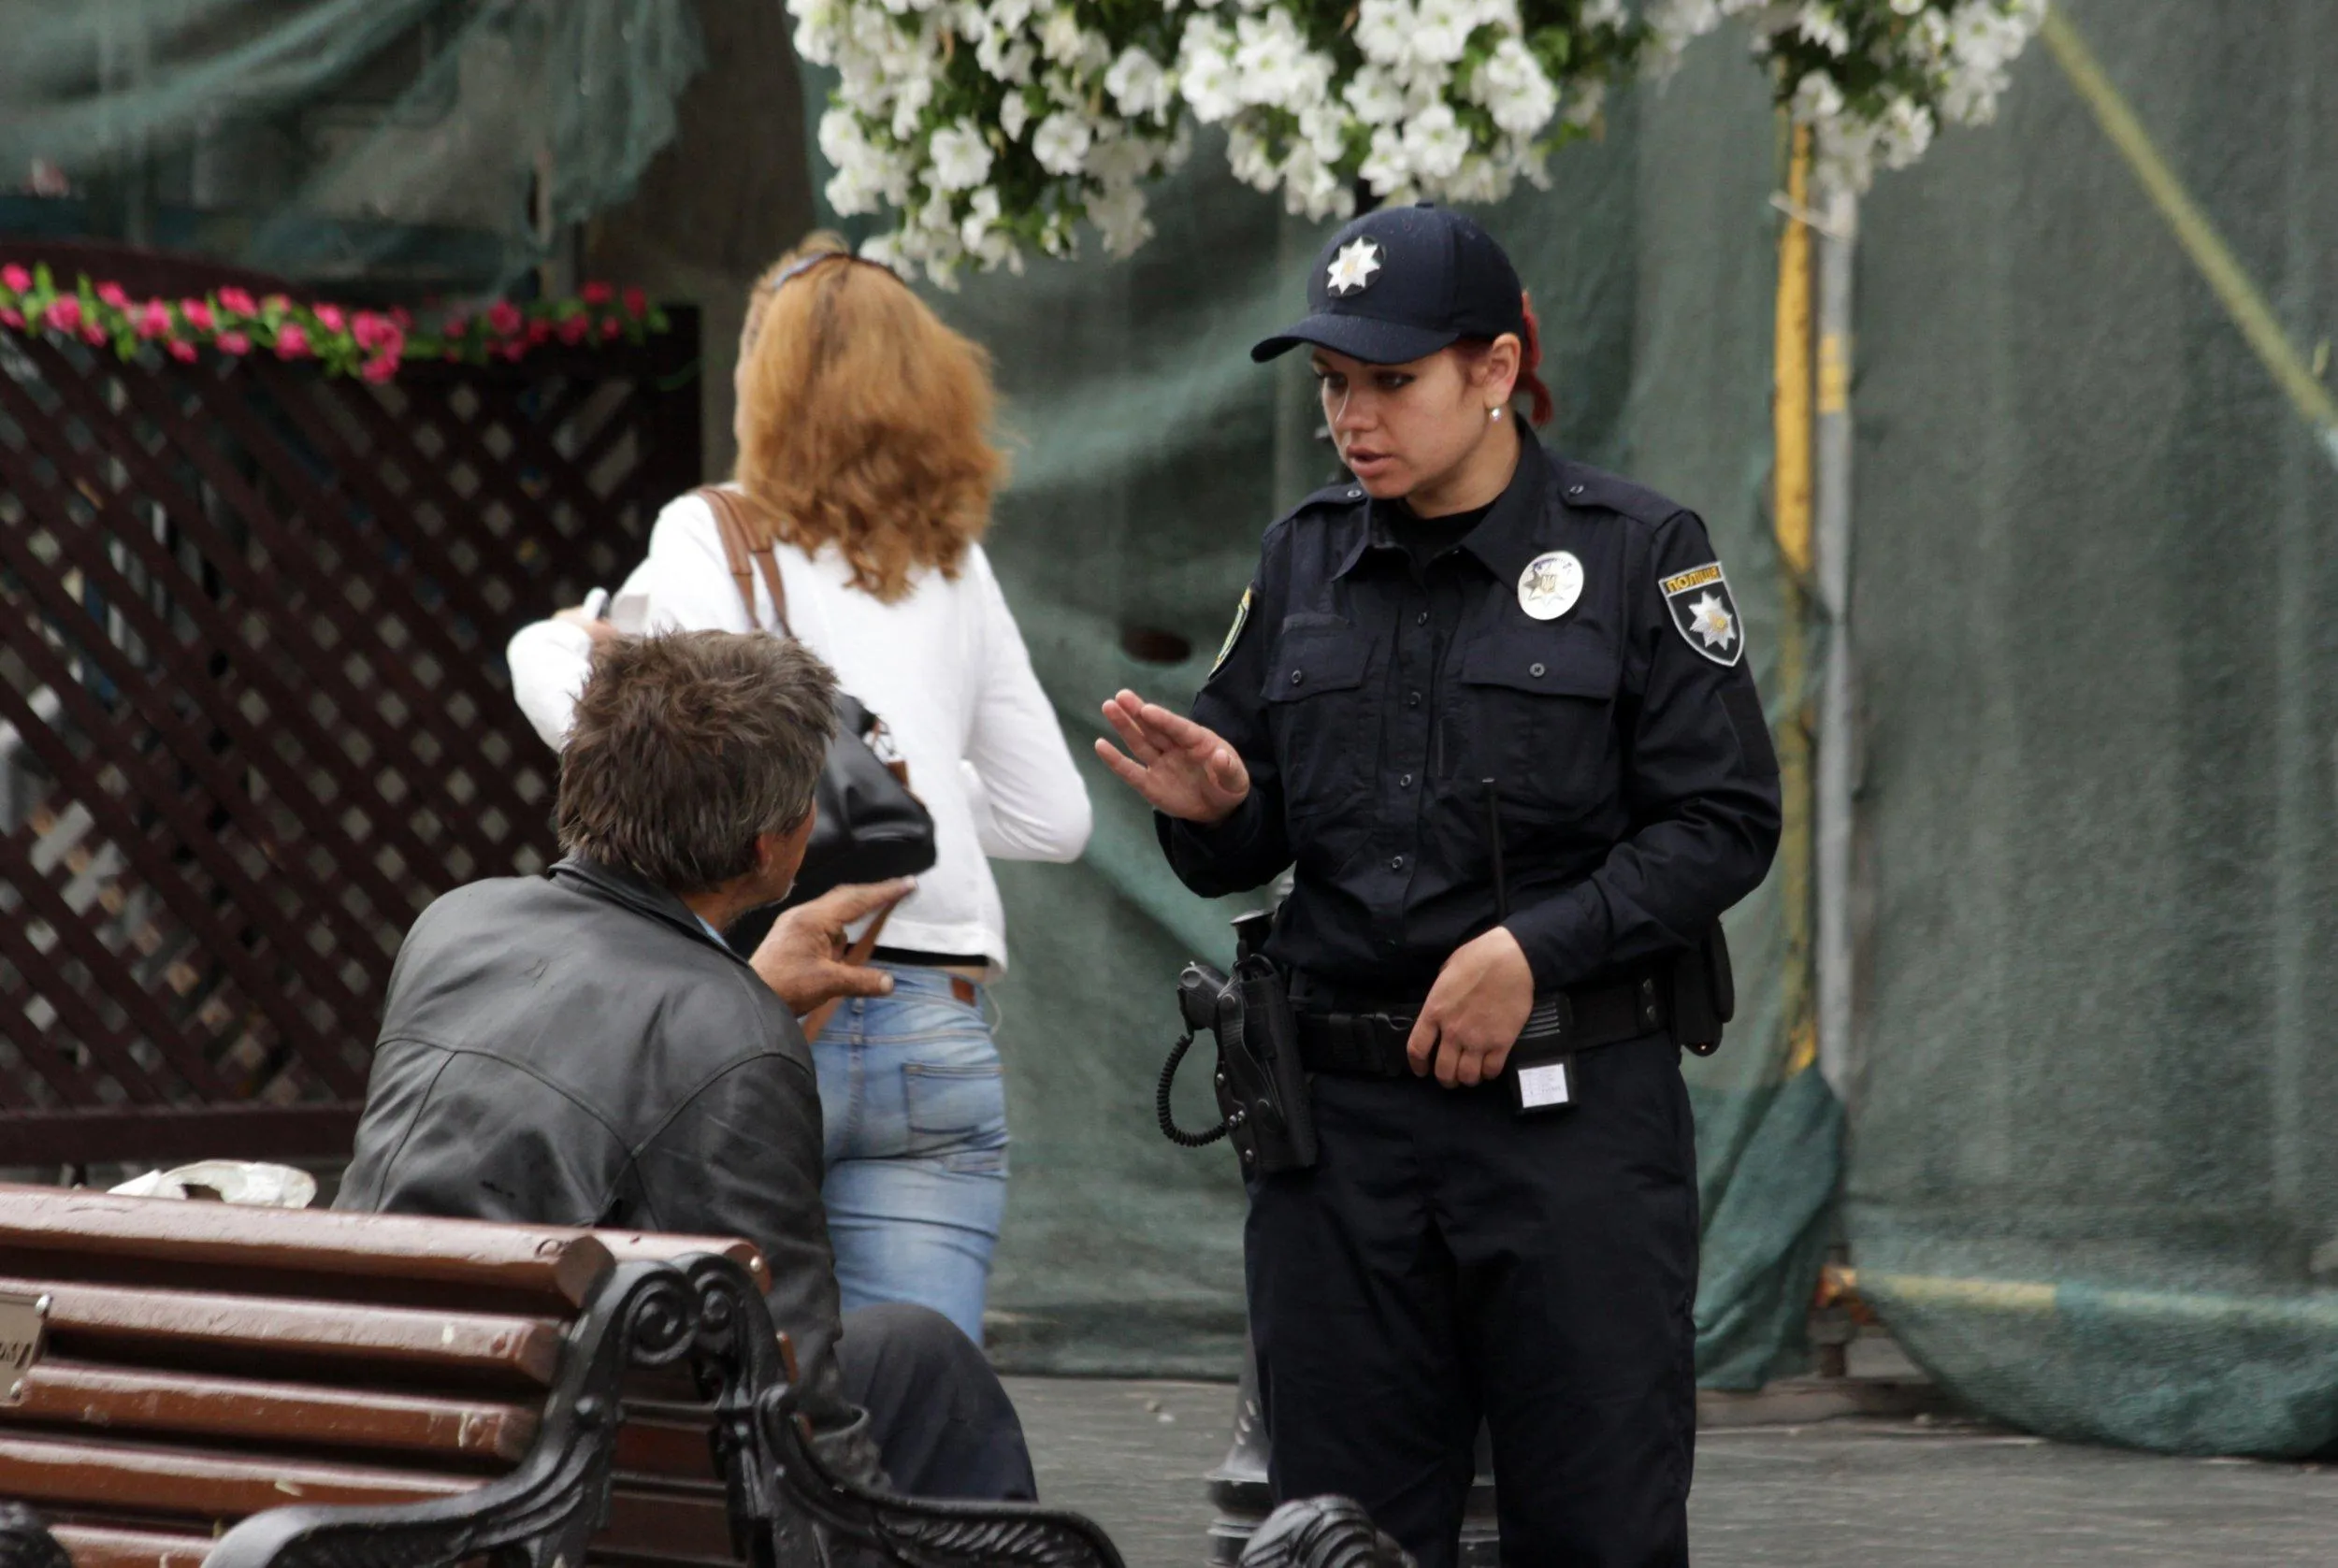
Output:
(0, 264), (669, 382)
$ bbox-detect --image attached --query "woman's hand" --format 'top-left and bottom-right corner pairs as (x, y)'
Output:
(1093, 690), (1250, 825)
(553, 606), (622, 643)
(1406, 927), (1536, 1087)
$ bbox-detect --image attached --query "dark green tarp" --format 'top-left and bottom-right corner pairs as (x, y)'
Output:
(1846, 0), (2338, 1456)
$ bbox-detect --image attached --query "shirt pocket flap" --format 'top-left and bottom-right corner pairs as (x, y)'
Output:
(1263, 624), (1372, 702)
(1460, 626), (1618, 699)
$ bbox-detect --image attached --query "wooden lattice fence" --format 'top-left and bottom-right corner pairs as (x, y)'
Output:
(0, 248), (700, 1165)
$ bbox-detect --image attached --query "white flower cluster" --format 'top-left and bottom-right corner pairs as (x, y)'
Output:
(793, 0), (1189, 283)
(789, 0), (2042, 280)
(1749, 0), (2048, 192)
(1180, 0), (1619, 223)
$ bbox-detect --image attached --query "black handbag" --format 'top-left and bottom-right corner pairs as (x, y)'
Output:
(697, 486), (937, 958)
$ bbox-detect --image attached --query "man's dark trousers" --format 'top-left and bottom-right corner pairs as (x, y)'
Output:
(838, 1302), (1035, 1501)
(1246, 1036), (1699, 1568)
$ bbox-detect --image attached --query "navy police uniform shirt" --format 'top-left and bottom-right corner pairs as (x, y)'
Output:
(1158, 427), (1782, 1000)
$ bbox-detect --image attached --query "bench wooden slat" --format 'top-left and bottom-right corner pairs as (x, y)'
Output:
(599, 1483), (737, 1561)
(2, 1275), (566, 1387)
(1, 1359), (540, 1461)
(612, 1417), (719, 1480)
(0, 1433), (479, 1517)
(0, 1186), (614, 1307)
(49, 1524), (217, 1568)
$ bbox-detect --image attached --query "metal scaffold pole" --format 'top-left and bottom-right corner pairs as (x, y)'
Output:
(1812, 172), (1858, 1101)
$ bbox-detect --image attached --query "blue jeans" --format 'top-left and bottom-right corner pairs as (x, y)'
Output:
(813, 965), (1008, 1345)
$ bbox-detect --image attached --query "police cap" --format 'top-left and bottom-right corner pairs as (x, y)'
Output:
(1251, 203), (1525, 366)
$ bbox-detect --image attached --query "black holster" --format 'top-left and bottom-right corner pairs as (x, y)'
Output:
(1165, 955), (1318, 1175)
(1668, 919), (1737, 1057)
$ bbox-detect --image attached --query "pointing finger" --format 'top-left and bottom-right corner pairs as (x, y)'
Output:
(801, 878), (914, 927)
(818, 960), (895, 999)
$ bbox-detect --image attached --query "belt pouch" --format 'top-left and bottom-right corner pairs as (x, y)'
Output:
(1669, 921), (1735, 1056)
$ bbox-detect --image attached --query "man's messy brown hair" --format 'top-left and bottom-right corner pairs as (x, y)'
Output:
(732, 232), (1005, 602)
(556, 631), (836, 895)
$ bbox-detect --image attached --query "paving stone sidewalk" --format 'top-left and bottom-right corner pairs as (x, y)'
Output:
(1004, 1377), (2338, 1568)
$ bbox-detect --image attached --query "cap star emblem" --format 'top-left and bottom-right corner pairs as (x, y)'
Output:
(1688, 593), (1736, 650)
(1326, 237), (1383, 296)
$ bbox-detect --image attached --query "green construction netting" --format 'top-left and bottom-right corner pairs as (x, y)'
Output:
(800, 32), (1840, 1381)
(0, 0), (702, 291)
(1845, 0), (2338, 1456)
(7, 0), (1842, 1390)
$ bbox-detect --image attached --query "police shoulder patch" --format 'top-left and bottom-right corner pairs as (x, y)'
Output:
(1660, 561), (1744, 668)
(1211, 586), (1255, 675)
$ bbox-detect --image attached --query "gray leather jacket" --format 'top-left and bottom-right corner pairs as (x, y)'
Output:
(338, 856), (881, 1485)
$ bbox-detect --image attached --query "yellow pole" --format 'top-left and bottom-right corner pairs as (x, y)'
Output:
(1772, 123), (1817, 1077)
(1774, 128), (1815, 580)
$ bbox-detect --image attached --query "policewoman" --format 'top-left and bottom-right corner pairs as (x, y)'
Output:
(1097, 204), (1780, 1566)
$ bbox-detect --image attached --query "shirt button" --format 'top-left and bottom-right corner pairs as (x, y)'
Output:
(1416, 611), (1429, 626)
(1290, 669), (1304, 685)
(1407, 691), (1422, 708)
(1398, 773), (1413, 788)
(1389, 855), (1405, 871)
(1530, 662), (1546, 677)
(1567, 483), (1585, 496)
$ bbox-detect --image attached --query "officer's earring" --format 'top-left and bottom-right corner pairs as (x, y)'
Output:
(1489, 406), (1502, 422)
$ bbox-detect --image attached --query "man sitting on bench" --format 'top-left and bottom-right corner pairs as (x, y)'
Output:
(338, 629), (1034, 1503)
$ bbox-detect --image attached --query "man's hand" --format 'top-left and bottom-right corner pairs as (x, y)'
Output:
(1407, 927), (1536, 1087)
(750, 879), (914, 1014)
(1094, 690), (1250, 826)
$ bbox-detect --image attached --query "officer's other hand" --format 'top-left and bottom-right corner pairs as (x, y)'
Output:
(750, 878), (914, 1014)
(1094, 690), (1251, 825)
(1407, 927), (1535, 1087)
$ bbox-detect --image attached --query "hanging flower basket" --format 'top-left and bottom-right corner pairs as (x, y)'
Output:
(0, 265), (672, 382)
(793, 0), (2045, 282)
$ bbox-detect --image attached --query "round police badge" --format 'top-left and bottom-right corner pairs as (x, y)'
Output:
(1325, 237), (1384, 297)
(1517, 551), (1583, 621)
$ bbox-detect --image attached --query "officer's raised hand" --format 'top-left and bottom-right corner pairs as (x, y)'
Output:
(1407, 927), (1536, 1087)
(1095, 689), (1251, 825)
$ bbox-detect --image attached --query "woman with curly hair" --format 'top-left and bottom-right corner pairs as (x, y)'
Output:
(509, 233), (1091, 1345)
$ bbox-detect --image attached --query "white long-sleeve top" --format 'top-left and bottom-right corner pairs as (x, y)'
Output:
(507, 488), (1091, 972)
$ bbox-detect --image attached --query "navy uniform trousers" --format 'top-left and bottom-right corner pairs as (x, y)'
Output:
(1246, 1035), (1699, 1568)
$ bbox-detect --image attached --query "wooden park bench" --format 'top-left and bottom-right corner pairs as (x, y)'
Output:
(0, 1184), (1125, 1568)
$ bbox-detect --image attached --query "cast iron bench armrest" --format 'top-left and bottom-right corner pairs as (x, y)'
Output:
(679, 1255), (1126, 1568)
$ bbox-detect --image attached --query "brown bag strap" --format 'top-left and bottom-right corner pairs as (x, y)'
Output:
(797, 902), (898, 1045)
(694, 485), (794, 639)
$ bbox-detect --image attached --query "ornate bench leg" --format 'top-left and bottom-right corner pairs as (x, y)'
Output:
(681, 1255), (1126, 1568)
(203, 1261), (700, 1568)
